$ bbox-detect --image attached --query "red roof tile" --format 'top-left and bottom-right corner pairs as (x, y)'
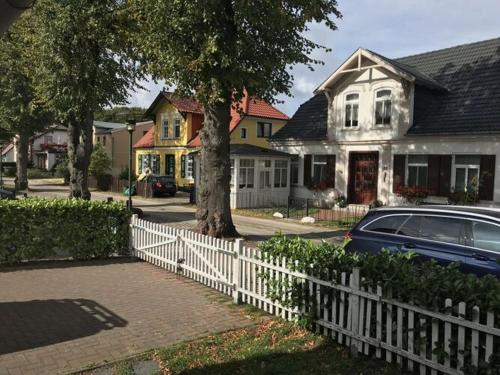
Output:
(133, 126), (155, 148)
(163, 92), (204, 114)
(187, 91), (288, 147)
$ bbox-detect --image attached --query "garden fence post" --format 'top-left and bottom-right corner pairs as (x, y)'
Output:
(350, 267), (361, 358)
(233, 238), (243, 304)
(129, 214), (138, 257)
(305, 199), (309, 217)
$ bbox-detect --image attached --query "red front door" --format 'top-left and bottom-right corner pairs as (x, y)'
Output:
(348, 152), (379, 205)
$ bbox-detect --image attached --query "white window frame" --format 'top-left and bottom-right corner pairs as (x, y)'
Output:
(239, 159), (255, 189)
(230, 159), (235, 188)
(257, 122), (272, 138)
(185, 155), (194, 179)
(344, 92), (359, 128)
(405, 155), (428, 189)
(274, 159), (288, 188)
(374, 89), (392, 126)
(451, 155), (481, 193)
(312, 155), (328, 183)
(240, 127), (247, 139)
(259, 159), (272, 189)
(173, 116), (181, 139)
(161, 114), (169, 139)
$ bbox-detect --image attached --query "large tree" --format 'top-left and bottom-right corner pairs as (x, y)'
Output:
(135, 0), (341, 237)
(0, 13), (52, 190)
(31, 0), (143, 198)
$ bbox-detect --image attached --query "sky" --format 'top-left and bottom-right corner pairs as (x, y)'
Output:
(126, 0), (500, 117)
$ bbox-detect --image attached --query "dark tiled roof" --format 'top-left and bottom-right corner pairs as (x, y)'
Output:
(394, 37), (500, 135)
(271, 94), (328, 140)
(229, 144), (290, 157)
(367, 50), (448, 91)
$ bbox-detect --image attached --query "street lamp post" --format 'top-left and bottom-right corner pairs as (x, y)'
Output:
(126, 120), (136, 211)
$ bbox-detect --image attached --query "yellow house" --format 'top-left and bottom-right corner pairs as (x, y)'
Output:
(134, 91), (289, 188)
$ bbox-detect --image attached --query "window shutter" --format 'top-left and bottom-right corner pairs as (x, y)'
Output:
(427, 155), (441, 195)
(326, 155), (336, 188)
(479, 155), (496, 201)
(303, 155), (312, 186)
(438, 155), (452, 196)
(393, 155), (406, 192)
(181, 155), (186, 178)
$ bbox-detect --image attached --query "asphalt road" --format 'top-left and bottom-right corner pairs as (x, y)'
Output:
(11, 178), (346, 246)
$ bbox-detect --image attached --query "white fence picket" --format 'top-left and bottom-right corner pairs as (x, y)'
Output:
(130, 218), (500, 375)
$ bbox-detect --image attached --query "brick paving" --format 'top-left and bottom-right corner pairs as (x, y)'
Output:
(0, 260), (253, 375)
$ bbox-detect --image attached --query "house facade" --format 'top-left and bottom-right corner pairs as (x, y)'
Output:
(94, 120), (153, 176)
(134, 91), (289, 189)
(271, 38), (500, 207)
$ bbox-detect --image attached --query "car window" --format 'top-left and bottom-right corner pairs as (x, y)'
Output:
(363, 215), (410, 234)
(472, 221), (500, 253)
(397, 216), (420, 237)
(418, 216), (465, 245)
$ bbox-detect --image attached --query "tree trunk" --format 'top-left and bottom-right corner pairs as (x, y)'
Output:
(67, 111), (93, 199)
(196, 93), (237, 238)
(14, 129), (29, 191)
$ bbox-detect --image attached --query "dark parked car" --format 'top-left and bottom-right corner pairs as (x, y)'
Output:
(0, 188), (16, 199)
(345, 206), (500, 277)
(150, 175), (177, 197)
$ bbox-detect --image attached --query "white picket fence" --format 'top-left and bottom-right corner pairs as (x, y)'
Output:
(130, 216), (499, 375)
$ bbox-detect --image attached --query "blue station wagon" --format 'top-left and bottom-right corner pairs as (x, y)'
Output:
(346, 206), (500, 277)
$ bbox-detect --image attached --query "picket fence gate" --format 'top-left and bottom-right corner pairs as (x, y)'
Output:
(130, 215), (499, 375)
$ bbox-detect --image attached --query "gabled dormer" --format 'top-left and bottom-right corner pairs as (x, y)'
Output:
(144, 91), (204, 148)
(315, 48), (447, 142)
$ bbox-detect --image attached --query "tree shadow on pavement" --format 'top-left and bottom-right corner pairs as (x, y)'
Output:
(0, 299), (127, 354)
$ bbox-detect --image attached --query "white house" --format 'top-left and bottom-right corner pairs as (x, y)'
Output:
(30, 125), (68, 170)
(271, 37), (500, 207)
(194, 144), (291, 209)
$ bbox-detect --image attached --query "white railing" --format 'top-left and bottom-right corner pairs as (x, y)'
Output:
(130, 215), (499, 375)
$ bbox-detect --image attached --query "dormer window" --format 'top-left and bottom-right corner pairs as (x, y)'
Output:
(375, 89), (392, 126)
(344, 93), (359, 128)
(161, 114), (169, 139)
(173, 116), (181, 138)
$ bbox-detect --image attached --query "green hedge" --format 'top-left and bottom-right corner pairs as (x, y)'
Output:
(258, 234), (500, 315)
(0, 198), (131, 263)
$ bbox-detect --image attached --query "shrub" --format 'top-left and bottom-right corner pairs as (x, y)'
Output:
(54, 157), (70, 183)
(395, 186), (429, 205)
(334, 195), (348, 208)
(119, 166), (130, 180)
(258, 234), (500, 316)
(89, 143), (111, 177)
(0, 198), (131, 263)
(27, 168), (53, 179)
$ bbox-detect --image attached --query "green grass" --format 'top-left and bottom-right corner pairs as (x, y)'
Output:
(154, 318), (402, 375)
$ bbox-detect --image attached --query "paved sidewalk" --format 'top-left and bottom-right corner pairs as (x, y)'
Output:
(21, 180), (346, 246)
(0, 260), (252, 375)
